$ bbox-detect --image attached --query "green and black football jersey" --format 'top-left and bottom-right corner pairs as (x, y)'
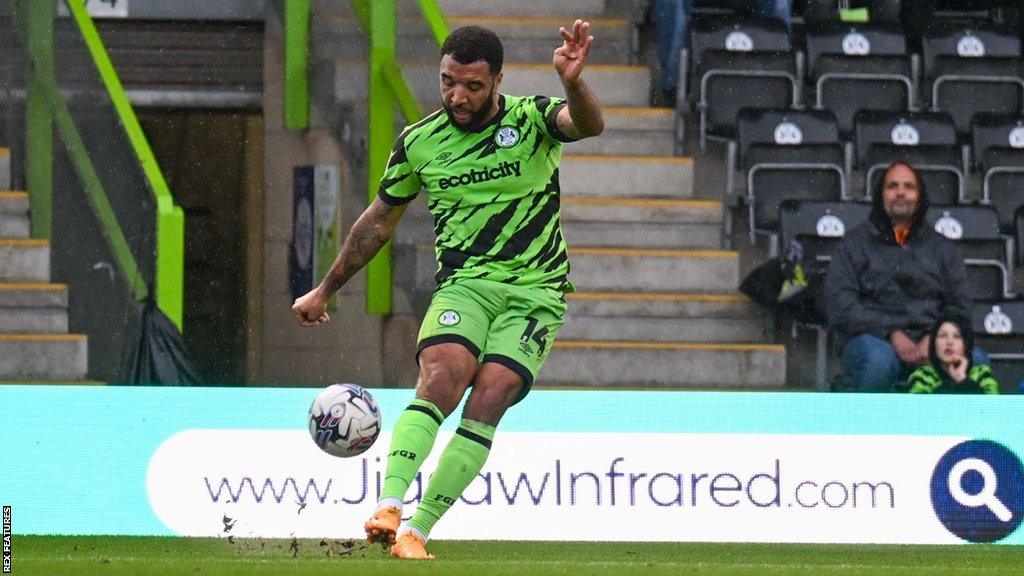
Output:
(378, 94), (576, 292)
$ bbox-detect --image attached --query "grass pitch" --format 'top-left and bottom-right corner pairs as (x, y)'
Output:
(13, 536), (1024, 575)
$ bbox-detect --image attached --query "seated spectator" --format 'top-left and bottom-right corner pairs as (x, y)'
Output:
(908, 313), (1000, 393)
(825, 160), (987, 392)
(653, 0), (792, 104)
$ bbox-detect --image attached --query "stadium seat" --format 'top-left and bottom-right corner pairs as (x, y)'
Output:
(735, 109), (847, 254)
(1018, 205), (1024, 264)
(685, 17), (800, 149)
(972, 114), (1024, 232)
(971, 299), (1024, 391)
(805, 21), (915, 137)
(923, 24), (1024, 137)
(964, 258), (1014, 301)
(925, 203), (1012, 268)
(776, 198), (871, 392)
(854, 111), (964, 203)
(778, 199), (871, 265)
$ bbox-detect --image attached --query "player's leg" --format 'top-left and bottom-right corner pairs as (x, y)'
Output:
(394, 283), (565, 559)
(365, 344), (477, 546)
(366, 284), (495, 546)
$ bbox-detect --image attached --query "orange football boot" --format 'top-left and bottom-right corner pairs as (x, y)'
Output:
(364, 506), (401, 546)
(390, 531), (435, 560)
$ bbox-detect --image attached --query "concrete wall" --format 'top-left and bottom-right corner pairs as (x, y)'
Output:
(258, 6), (395, 387)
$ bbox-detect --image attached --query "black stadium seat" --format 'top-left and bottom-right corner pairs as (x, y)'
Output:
(972, 114), (1024, 232)
(854, 111), (964, 203)
(778, 200), (871, 265)
(965, 259), (1014, 301)
(1017, 205), (1024, 265)
(923, 25), (1024, 137)
(806, 21), (915, 136)
(734, 109), (846, 254)
(685, 17), (799, 149)
(925, 204), (1010, 267)
(972, 300), (1024, 391)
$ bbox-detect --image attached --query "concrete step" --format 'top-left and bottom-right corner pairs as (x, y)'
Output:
(562, 198), (721, 248)
(0, 282), (69, 308)
(568, 247), (739, 292)
(0, 148), (9, 190)
(0, 334), (88, 381)
(563, 220), (720, 249)
(0, 380), (105, 385)
(541, 341), (787, 389)
(0, 238), (50, 282)
(564, 107), (674, 155)
(560, 315), (770, 343)
(312, 0), (611, 18)
(0, 191), (30, 238)
(566, 291), (758, 319)
(437, 0), (608, 17)
(501, 63), (649, 107)
(333, 62), (650, 108)
(560, 155), (693, 198)
(0, 308), (69, 333)
(0, 214), (29, 238)
(313, 15), (631, 65)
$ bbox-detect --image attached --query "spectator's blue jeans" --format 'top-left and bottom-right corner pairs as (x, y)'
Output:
(842, 333), (991, 393)
(653, 0), (792, 93)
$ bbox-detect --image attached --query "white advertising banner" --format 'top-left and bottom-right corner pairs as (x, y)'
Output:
(147, 430), (1024, 544)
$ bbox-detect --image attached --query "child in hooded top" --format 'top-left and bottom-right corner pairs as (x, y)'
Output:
(907, 313), (999, 394)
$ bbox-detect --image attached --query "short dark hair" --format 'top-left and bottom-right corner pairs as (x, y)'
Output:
(441, 26), (503, 75)
(927, 311), (975, 372)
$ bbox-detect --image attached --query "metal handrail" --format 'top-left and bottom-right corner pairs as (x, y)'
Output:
(14, 0), (185, 329)
(347, 0), (449, 315)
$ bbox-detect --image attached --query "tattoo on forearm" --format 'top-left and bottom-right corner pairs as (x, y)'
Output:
(322, 201), (398, 294)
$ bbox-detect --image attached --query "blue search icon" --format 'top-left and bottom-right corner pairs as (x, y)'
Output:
(931, 440), (1024, 542)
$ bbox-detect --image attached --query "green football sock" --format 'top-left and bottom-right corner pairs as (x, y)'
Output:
(408, 418), (495, 538)
(380, 398), (445, 503)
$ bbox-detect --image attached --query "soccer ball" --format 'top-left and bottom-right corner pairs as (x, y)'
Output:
(308, 383), (381, 457)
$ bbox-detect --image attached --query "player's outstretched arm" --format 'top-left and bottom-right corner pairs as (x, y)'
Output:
(291, 197), (407, 326)
(553, 18), (604, 140)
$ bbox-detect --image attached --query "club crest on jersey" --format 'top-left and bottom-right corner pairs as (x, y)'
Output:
(495, 126), (520, 148)
(438, 310), (461, 326)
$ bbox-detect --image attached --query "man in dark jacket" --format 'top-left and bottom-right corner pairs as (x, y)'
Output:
(825, 161), (985, 392)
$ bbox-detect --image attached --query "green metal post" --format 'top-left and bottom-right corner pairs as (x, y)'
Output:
(24, 0), (53, 240)
(284, 0), (310, 130)
(416, 0), (449, 47)
(65, 0), (184, 330)
(366, 0), (396, 315)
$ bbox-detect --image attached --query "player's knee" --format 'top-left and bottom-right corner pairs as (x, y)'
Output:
(416, 349), (476, 416)
(463, 380), (522, 425)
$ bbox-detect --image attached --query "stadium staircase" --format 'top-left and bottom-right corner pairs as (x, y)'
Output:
(0, 147), (89, 383)
(320, 0), (786, 389)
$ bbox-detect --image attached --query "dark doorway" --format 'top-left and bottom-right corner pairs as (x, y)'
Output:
(139, 112), (262, 385)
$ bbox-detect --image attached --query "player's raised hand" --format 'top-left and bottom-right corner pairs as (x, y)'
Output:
(292, 288), (331, 327)
(553, 19), (593, 85)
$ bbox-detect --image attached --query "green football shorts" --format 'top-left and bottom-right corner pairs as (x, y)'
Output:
(417, 278), (567, 400)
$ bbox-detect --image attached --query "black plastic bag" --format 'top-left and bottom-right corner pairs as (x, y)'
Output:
(126, 297), (203, 385)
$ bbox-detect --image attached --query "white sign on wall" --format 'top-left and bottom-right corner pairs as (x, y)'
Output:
(58, 0), (129, 19)
(147, 430), (1024, 544)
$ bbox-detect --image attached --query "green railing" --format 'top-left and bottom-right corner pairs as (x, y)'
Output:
(285, 0), (446, 315)
(361, 0), (447, 315)
(16, 0), (185, 330)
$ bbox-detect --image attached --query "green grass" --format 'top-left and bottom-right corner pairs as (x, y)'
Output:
(12, 536), (1024, 575)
